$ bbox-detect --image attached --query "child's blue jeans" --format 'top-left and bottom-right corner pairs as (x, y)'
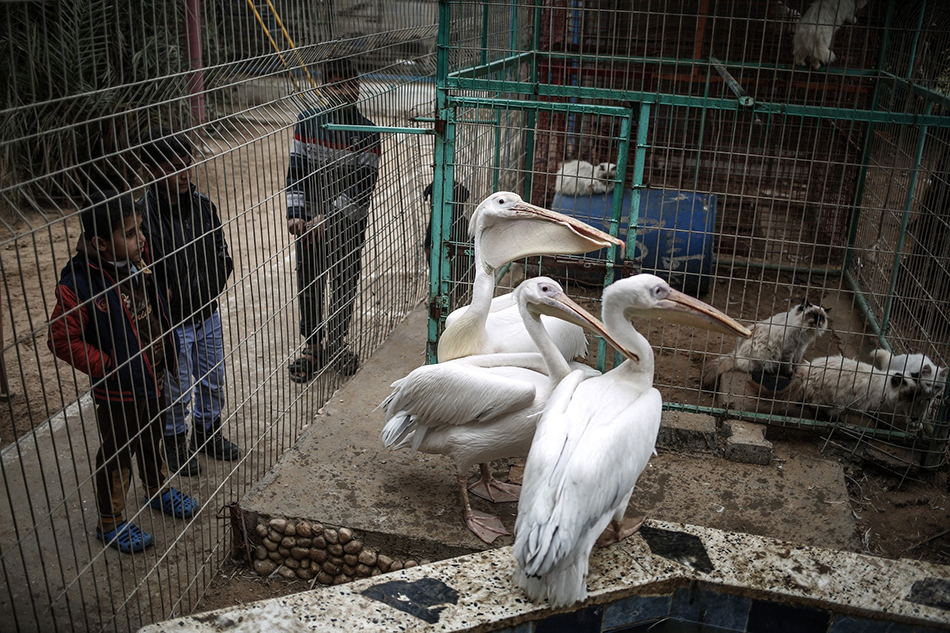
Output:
(164, 310), (226, 436)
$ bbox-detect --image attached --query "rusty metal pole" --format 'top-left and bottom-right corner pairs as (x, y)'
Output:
(185, 0), (207, 128)
(0, 276), (9, 399)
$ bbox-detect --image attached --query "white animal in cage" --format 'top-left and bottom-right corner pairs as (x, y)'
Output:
(554, 160), (617, 196)
(795, 355), (919, 419)
(870, 349), (949, 425)
(792, 0), (870, 69)
(702, 299), (830, 390)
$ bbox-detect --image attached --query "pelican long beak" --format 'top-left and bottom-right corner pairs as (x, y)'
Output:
(479, 201), (625, 270)
(630, 288), (752, 338)
(531, 289), (640, 362)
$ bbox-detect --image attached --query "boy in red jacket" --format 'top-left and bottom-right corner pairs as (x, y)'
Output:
(48, 191), (197, 553)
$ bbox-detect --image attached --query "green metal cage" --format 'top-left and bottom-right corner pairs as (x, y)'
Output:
(427, 0), (950, 470)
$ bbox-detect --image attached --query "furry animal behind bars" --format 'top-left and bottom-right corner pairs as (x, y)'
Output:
(703, 299), (829, 390)
(554, 161), (617, 196)
(793, 0), (870, 69)
(870, 349), (949, 426)
(794, 356), (920, 421)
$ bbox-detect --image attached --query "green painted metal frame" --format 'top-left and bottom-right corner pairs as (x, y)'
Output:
(449, 78), (950, 127)
(881, 100), (934, 338)
(428, 0), (455, 363)
(430, 0), (950, 465)
(427, 94), (635, 364)
(709, 57), (755, 108)
(451, 51), (882, 80)
(597, 104), (644, 371)
(322, 123), (432, 134)
(664, 401), (922, 442)
(843, 0), (895, 354)
(445, 48), (950, 127)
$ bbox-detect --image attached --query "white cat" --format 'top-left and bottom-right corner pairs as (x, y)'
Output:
(703, 299), (829, 389)
(869, 349), (948, 424)
(870, 351), (949, 396)
(796, 355), (919, 419)
(793, 0), (870, 69)
(554, 160), (617, 196)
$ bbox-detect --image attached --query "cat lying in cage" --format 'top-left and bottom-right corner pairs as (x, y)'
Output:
(702, 298), (830, 391)
(794, 355), (921, 422)
(554, 160), (617, 196)
(793, 0), (870, 69)
(870, 349), (949, 430)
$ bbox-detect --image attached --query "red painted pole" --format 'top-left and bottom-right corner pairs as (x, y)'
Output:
(185, 0), (206, 128)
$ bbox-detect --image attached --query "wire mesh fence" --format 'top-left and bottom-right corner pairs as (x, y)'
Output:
(4, 0), (950, 630)
(1, 1), (436, 630)
(429, 0), (950, 482)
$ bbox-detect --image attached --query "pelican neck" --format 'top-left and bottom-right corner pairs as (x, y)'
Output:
(603, 297), (655, 379)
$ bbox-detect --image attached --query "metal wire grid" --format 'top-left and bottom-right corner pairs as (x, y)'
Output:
(0, 1), (436, 630)
(432, 0), (950, 473)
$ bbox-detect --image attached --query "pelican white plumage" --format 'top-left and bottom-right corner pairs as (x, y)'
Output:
(382, 277), (635, 543)
(437, 191), (624, 363)
(513, 274), (752, 607)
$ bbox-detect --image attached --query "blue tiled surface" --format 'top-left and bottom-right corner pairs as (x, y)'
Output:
(747, 599), (831, 633)
(670, 586), (751, 631)
(495, 624), (533, 633)
(603, 594), (672, 630)
(703, 592), (753, 630)
(670, 586), (704, 623)
(830, 615), (915, 633)
(535, 604), (603, 633)
(512, 587), (943, 633)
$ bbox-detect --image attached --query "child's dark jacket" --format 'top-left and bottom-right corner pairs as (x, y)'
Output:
(47, 248), (177, 403)
(285, 104), (381, 223)
(140, 185), (234, 326)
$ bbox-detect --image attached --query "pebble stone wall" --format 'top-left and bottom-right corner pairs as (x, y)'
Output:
(250, 517), (429, 585)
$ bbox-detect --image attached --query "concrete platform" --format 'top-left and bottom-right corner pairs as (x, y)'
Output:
(143, 519), (950, 633)
(237, 305), (857, 581)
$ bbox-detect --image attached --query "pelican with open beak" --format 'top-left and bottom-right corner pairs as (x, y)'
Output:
(437, 191), (624, 363)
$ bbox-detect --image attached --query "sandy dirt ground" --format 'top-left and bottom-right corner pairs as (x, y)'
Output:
(1, 114), (949, 624)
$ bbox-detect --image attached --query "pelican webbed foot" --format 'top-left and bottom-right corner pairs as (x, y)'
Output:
(467, 463), (521, 503)
(465, 509), (510, 544)
(458, 474), (511, 544)
(595, 515), (646, 548)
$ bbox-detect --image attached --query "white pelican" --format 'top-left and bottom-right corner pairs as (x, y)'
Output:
(382, 277), (635, 544)
(513, 274), (752, 607)
(437, 191), (624, 363)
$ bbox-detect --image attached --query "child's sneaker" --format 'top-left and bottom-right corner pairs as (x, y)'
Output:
(163, 432), (200, 476)
(147, 488), (197, 519)
(192, 422), (240, 461)
(96, 521), (154, 553)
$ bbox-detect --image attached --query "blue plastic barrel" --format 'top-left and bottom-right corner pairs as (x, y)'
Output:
(551, 187), (717, 296)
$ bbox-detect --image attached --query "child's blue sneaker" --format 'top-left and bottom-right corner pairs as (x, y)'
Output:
(96, 521), (153, 553)
(147, 488), (197, 519)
